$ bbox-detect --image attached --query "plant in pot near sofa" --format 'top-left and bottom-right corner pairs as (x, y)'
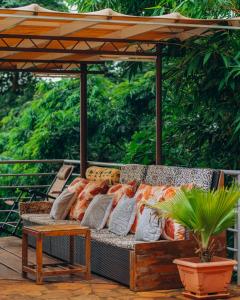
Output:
(146, 185), (240, 299)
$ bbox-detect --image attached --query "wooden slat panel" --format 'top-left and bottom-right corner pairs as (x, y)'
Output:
(131, 233), (226, 291)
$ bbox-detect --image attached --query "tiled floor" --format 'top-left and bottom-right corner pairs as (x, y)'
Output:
(0, 237), (239, 300)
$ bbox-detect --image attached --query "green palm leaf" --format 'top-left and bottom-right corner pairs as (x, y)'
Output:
(146, 185), (240, 262)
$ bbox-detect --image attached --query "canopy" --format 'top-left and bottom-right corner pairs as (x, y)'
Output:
(0, 4), (239, 73)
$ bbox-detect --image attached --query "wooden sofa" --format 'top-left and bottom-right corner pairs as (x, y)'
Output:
(20, 164), (226, 291)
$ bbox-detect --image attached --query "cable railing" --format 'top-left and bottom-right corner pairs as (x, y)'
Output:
(0, 160), (239, 282)
(0, 159), (122, 235)
(224, 169), (240, 285)
(0, 159), (123, 197)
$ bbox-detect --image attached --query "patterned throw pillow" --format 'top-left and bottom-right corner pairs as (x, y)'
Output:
(101, 168), (120, 185)
(86, 166), (120, 184)
(107, 181), (137, 208)
(130, 184), (167, 233)
(69, 180), (109, 221)
(162, 218), (185, 241)
(161, 184), (193, 241)
(68, 177), (89, 196)
(85, 167), (104, 182)
(106, 181), (137, 227)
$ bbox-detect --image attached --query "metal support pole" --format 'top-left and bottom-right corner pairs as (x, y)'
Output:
(80, 63), (88, 178)
(237, 174), (240, 285)
(156, 44), (163, 165)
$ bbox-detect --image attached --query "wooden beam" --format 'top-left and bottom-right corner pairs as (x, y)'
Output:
(0, 47), (154, 56)
(12, 24), (161, 64)
(80, 63), (88, 178)
(0, 20), (98, 62)
(0, 34), (160, 44)
(0, 69), (104, 75)
(156, 44), (162, 165)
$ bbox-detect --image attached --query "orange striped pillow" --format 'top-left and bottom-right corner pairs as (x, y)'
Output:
(69, 181), (109, 221)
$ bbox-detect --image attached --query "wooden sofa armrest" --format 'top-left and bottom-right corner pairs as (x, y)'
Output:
(19, 201), (53, 215)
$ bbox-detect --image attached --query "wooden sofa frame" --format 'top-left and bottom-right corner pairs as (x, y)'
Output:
(20, 165), (226, 291)
(130, 233), (226, 291)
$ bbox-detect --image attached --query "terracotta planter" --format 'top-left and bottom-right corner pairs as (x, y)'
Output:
(173, 256), (237, 299)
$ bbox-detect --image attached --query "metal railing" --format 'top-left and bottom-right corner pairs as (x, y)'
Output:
(0, 159), (123, 235)
(224, 169), (240, 284)
(0, 160), (240, 282)
(0, 158), (122, 209)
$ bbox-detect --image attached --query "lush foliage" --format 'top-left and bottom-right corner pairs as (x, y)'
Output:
(0, 72), (156, 162)
(0, 0), (67, 119)
(147, 185), (240, 262)
(0, 0), (67, 10)
(0, 0), (239, 183)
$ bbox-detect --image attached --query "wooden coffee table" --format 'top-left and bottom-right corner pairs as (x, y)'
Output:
(22, 224), (91, 284)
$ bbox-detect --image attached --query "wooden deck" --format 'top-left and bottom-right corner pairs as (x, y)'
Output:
(0, 237), (239, 300)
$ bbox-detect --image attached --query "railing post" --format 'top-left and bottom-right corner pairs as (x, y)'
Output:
(155, 44), (163, 165)
(80, 63), (88, 178)
(237, 175), (240, 285)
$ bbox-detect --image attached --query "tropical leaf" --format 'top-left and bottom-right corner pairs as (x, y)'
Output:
(146, 185), (240, 261)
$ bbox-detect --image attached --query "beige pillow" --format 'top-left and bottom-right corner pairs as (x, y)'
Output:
(50, 189), (76, 220)
(81, 194), (114, 230)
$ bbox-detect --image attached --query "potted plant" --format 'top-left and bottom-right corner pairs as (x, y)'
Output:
(146, 185), (240, 299)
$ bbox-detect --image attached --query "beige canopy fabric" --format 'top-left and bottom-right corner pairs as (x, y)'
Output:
(0, 4), (239, 73)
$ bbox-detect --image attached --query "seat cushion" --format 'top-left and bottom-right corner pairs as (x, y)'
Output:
(21, 214), (140, 249)
(145, 165), (215, 190)
(57, 165), (73, 180)
(21, 214), (79, 225)
(91, 229), (138, 249)
(120, 164), (147, 185)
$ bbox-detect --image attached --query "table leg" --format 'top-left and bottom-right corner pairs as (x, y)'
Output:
(85, 231), (91, 280)
(69, 236), (74, 265)
(36, 235), (43, 284)
(22, 232), (28, 278)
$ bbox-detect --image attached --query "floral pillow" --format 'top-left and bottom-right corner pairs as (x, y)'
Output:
(107, 181), (137, 208)
(68, 177), (89, 196)
(161, 184), (193, 241)
(69, 180), (109, 221)
(106, 181), (137, 227)
(131, 184), (167, 233)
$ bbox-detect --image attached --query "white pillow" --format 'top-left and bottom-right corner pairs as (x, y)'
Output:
(135, 199), (163, 241)
(81, 194), (114, 230)
(108, 196), (136, 236)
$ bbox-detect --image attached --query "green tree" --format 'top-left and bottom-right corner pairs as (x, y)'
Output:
(0, 0), (68, 119)
(1, 0), (240, 173)
(0, 0), (67, 11)
(67, 0), (240, 17)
